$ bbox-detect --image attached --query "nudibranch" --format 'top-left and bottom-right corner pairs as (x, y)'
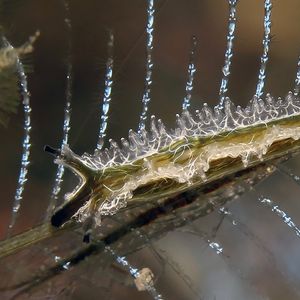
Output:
(46, 93), (300, 233)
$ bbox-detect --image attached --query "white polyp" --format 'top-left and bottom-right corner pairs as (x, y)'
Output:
(134, 268), (155, 291)
(218, 0), (238, 109)
(47, 0), (73, 218)
(255, 0), (272, 98)
(106, 246), (163, 300)
(219, 207), (231, 215)
(138, 0), (155, 133)
(208, 240), (223, 254)
(5, 38), (31, 235)
(294, 56), (300, 97)
(182, 36), (197, 111)
(96, 31), (114, 150)
(259, 197), (300, 237)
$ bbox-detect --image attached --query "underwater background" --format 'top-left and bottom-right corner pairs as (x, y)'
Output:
(1, 0), (300, 299)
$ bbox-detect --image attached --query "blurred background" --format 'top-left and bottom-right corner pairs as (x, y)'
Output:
(1, 0), (300, 299)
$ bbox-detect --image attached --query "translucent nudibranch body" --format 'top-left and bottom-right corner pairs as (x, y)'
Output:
(51, 92), (300, 227)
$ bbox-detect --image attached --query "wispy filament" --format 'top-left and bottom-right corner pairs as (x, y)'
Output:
(5, 39), (31, 235)
(218, 0), (238, 109)
(182, 36), (197, 111)
(96, 31), (114, 150)
(259, 197), (300, 238)
(46, 0), (73, 218)
(255, 0), (272, 98)
(294, 56), (300, 97)
(138, 0), (155, 133)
